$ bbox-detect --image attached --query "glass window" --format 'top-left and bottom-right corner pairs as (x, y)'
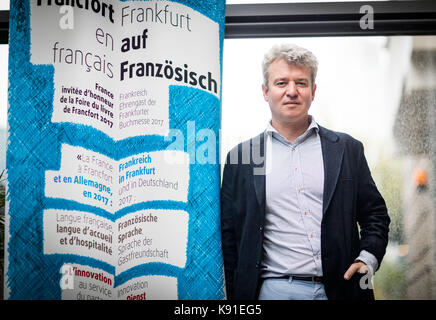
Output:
(222, 35), (436, 299)
(0, 1), (9, 10)
(222, 36), (410, 167)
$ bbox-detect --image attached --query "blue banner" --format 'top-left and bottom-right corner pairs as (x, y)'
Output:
(6, 0), (226, 300)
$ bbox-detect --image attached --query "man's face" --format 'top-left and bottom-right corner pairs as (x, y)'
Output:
(262, 59), (316, 126)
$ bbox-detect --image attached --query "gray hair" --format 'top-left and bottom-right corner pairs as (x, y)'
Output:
(262, 44), (318, 89)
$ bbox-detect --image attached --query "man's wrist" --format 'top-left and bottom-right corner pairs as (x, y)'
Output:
(355, 250), (378, 273)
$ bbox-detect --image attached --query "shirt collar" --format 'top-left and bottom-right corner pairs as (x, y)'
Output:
(265, 115), (319, 144)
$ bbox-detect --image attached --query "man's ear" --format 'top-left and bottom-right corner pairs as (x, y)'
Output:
(311, 83), (317, 101)
(262, 84), (269, 102)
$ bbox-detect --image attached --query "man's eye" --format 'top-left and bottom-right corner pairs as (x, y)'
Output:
(297, 82), (307, 86)
(276, 82), (286, 86)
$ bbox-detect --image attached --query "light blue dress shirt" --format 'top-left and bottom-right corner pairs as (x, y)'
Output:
(261, 116), (378, 278)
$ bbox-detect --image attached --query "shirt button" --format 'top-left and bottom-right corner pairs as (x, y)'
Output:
(259, 226), (263, 231)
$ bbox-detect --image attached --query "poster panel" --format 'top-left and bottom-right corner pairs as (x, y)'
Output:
(5, 0), (225, 300)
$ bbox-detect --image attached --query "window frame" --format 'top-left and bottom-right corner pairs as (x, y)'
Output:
(1, 1), (436, 43)
(224, 1), (436, 38)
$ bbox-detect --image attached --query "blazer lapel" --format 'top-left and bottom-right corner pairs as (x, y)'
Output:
(319, 126), (344, 216)
(251, 132), (266, 208)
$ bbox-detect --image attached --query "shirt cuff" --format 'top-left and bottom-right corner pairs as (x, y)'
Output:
(355, 250), (378, 273)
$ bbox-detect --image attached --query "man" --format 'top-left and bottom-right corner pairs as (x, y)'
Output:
(220, 44), (390, 300)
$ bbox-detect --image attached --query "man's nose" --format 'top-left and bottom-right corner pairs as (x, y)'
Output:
(286, 82), (298, 97)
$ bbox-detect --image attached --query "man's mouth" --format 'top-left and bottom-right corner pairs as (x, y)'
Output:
(283, 101), (300, 106)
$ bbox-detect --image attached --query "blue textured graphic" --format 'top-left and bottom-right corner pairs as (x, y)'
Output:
(6, 0), (225, 300)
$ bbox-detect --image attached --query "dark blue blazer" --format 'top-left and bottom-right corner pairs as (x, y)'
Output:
(221, 126), (390, 300)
